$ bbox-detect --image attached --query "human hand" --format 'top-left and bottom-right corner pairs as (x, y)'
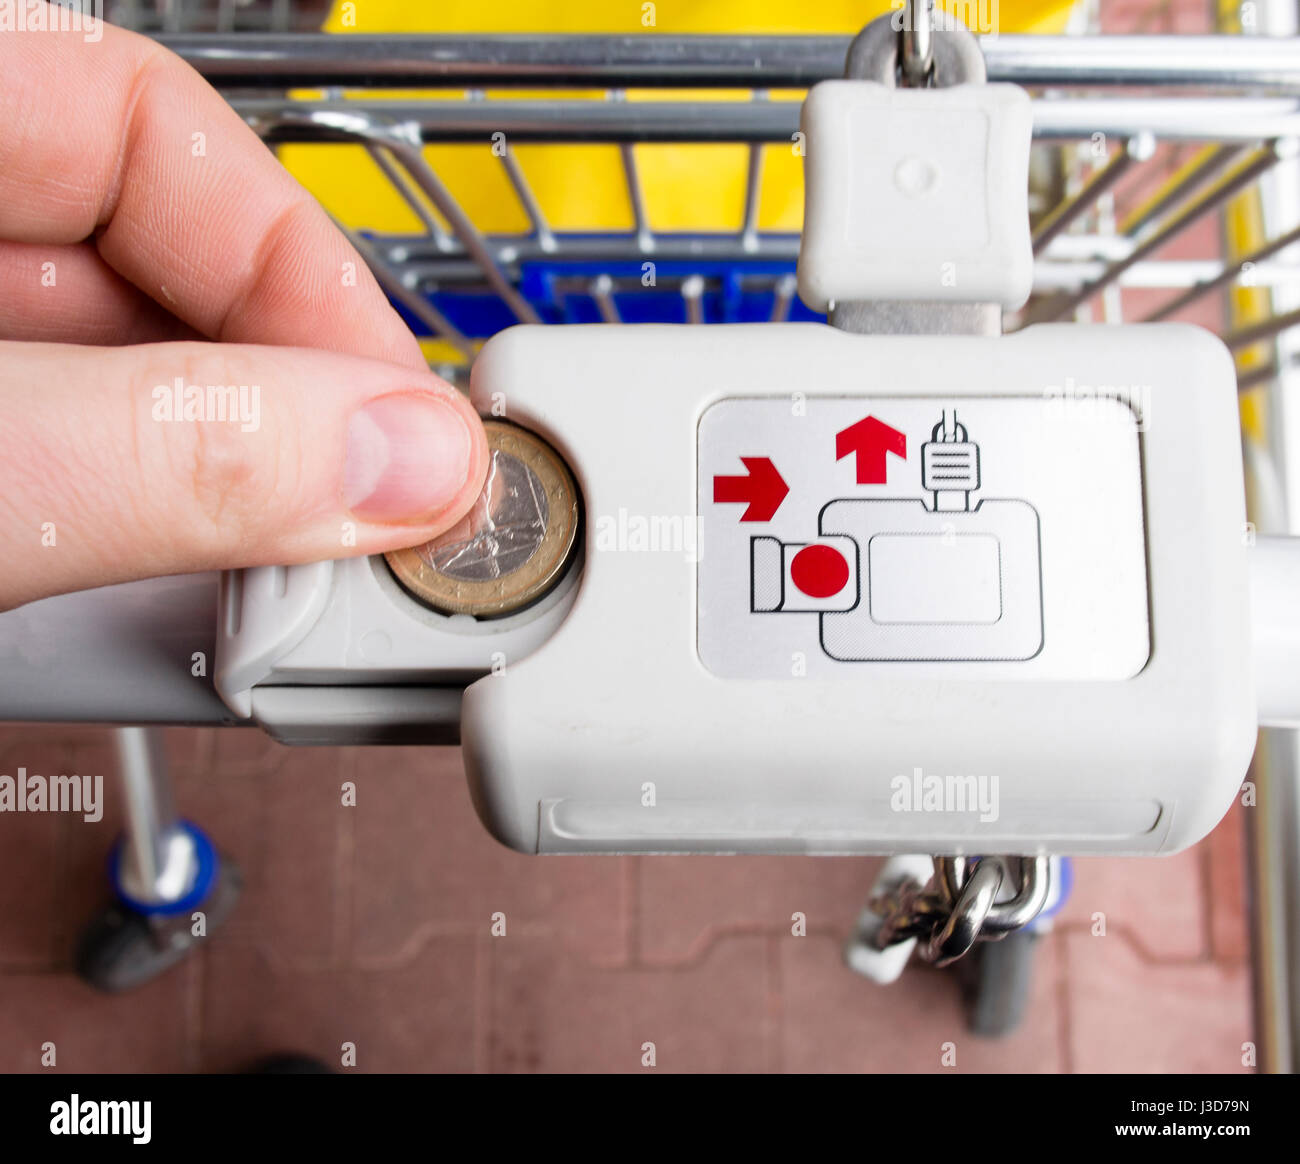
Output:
(0, 11), (489, 611)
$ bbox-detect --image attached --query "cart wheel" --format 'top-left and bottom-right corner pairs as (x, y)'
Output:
(74, 852), (241, 993)
(960, 930), (1038, 1038)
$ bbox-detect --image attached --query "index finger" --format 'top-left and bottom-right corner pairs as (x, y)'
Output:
(0, 10), (428, 369)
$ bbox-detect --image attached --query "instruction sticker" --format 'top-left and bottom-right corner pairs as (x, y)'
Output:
(697, 396), (1149, 680)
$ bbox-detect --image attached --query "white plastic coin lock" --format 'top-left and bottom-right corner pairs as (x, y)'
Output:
(460, 320), (1253, 856)
(215, 62), (1259, 861)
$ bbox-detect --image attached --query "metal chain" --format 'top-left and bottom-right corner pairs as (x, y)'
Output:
(845, 4), (986, 88)
(839, 7), (1042, 971)
(900, 0), (935, 88)
(869, 855), (1052, 966)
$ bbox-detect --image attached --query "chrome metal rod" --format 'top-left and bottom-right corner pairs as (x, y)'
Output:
(619, 142), (655, 252)
(0, 574), (232, 724)
(1242, 37), (1300, 1064)
(1247, 733), (1300, 1073)
(114, 727), (179, 899)
(387, 142), (543, 325)
(991, 34), (1300, 90)
(590, 274), (621, 323)
(771, 274), (798, 322)
(233, 96), (1300, 145)
(159, 32), (852, 89)
(364, 144), (454, 251)
(1238, 358), (1285, 392)
(157, 33), (1300, 92)
(1026, 141), (1293, 323)
(1145, 221), (1300, 321)
(498, 146), (555, 252)
(681, 274), (705, 324)
(1030, 97), (1300, 142)
(1032, 134), (1154, 255)
(339, 224), (477, 357)
(1224, 303), (1300, 350)
(387, 233), (802, 273)
(1121, 143), (1252, 237)
(741, 142), (764, 252)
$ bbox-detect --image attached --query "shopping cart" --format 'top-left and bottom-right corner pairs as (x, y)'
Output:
(4, 1), (1300, 1053)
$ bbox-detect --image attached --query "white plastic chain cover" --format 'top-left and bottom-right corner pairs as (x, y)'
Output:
(797, 82), (1034, 310)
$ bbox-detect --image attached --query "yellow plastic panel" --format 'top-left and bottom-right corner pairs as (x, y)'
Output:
(512, 145), (636, 231)
(286, 0), (1079, 237)
(320, 0), (1074, 35)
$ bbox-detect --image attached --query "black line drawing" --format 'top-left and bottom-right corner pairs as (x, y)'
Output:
(749, 410), (1045, 662)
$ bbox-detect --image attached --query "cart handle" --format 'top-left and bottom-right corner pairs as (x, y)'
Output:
(0, 536), (1297, 730)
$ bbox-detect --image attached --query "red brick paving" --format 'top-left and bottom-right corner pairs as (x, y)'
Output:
(0, 725), (1257, 1073)
(1064, 933), (1253, 1074)
(1061, 850), (1208, 962)
(782, 932), (1068, 1073)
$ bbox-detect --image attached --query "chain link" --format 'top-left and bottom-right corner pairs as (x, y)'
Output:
(844, 5), (986, 88)
(900, 0), (935, 88)
(870, 855), (1052, 967)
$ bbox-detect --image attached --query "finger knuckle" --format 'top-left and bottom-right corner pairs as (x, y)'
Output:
(187, 417), (269, 544)
(135, 347), (284, 560)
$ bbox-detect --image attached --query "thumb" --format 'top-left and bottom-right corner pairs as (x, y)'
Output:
(0, 340), (490, 610)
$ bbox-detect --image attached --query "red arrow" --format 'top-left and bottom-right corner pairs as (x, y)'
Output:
(836, 416), (907, 484)
(713, 457), (789, 522)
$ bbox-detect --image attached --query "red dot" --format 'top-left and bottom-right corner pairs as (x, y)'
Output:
(790, 544), (849, 598)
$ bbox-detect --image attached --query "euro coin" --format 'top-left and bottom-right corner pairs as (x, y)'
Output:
(384, 420), (580, 618)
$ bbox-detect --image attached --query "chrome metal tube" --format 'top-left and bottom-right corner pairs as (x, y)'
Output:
(1146, 222), (1300, 321)
(1027, 142), (1293, 324)
(1032, 134), (1154, 255)
(1246, 735), (1300, 1073)
(619, 141), (655, 253)
(339, 224), (476, 358)
(1224, 304), (1300, 350)
(498, 146), (556, 252)
(157, 33), (1300, 92)
(387, 142), (544, 325)
(0, 575), (232, 725)
(233, 96), (1300, 145)
(1238, 0), (1300, 1059)
(1120, 143), (1251, 237)
(365, 144), (454, 251)
(114, 727), (179, 898)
